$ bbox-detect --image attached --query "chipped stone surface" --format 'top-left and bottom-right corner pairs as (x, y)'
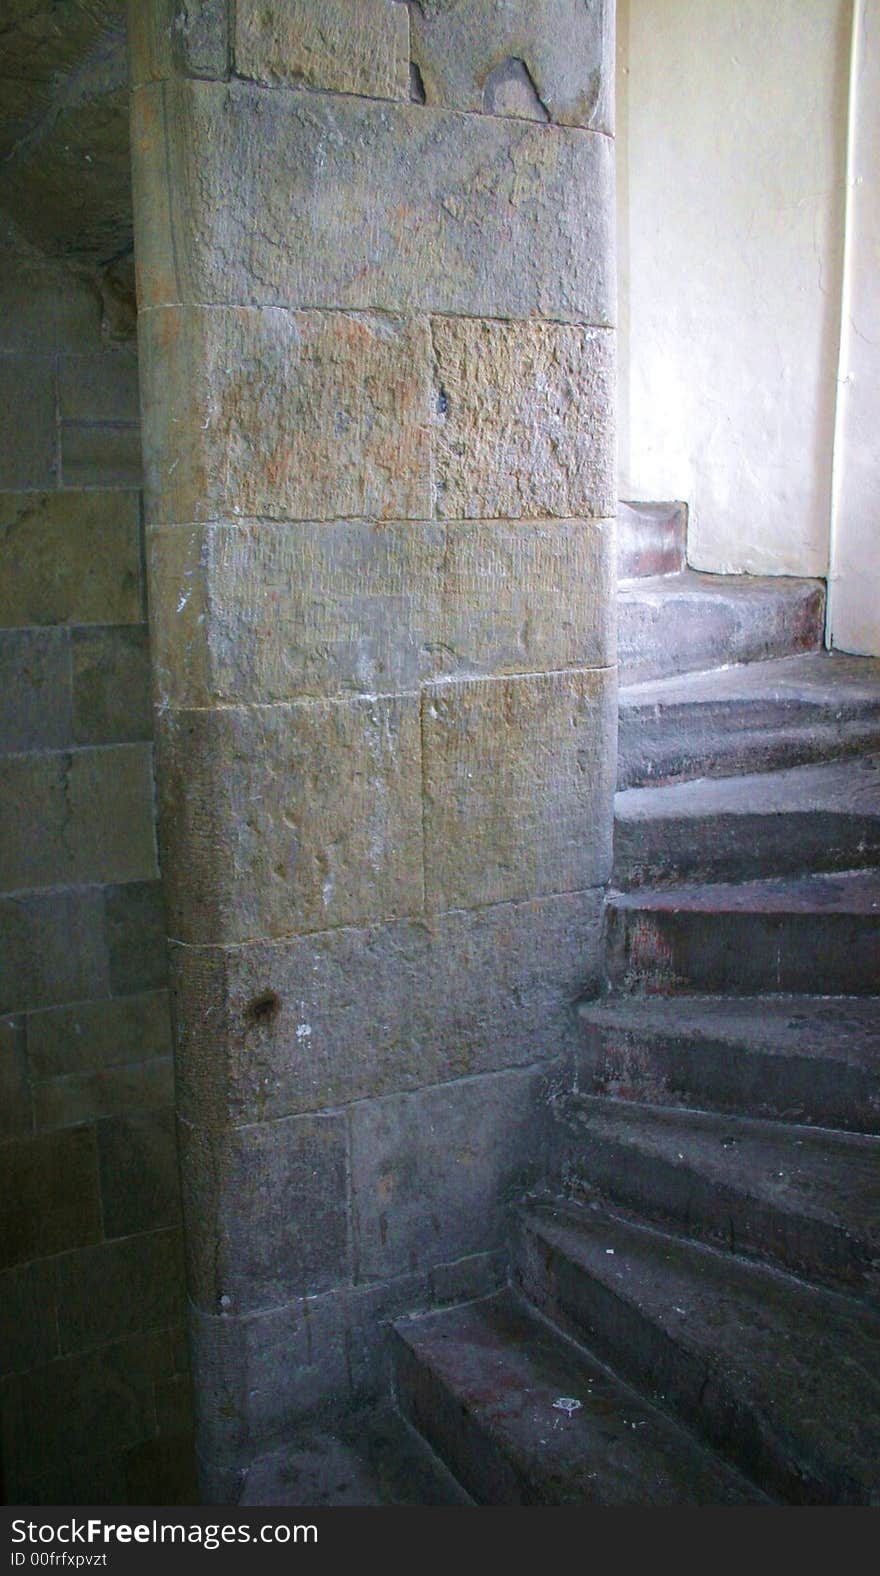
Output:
(156, 697), (423, 945)
(131, 79), (614, 324)
(127, 0), (228, 86)
(140, 306), (433, 525)
(422, 669), (616, 911)
(147, 519), (444, 705)
(410, 0), (614, 132)
(234, 0), (408, 99)
(169, 891), (605, 1126)
(179, 1113), (350, 1313)
(432, 318), (616, 520)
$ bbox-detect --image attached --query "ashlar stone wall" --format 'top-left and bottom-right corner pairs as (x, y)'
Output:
(130, 0), (617, 1500)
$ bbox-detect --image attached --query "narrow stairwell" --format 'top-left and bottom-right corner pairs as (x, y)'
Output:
(392, 502), (880, 1505)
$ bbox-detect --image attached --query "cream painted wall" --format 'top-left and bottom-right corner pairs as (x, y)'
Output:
(618, 0), (851, 580)
(829, 0), (880, 655)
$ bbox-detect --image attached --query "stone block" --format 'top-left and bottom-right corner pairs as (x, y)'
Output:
(0, 744), (158, 892)
(34, 1056), (173, 1133)
(154, 1373), (194, 1436)
(124, 1431), (199, 1505)
(132, 79), (614, 324)
(72, 625), (152, 744)
(179, 1113), (350, 1314)
(60, 422), (143, 488)
(0, 888), (108, 1015)
(0, 354), (56, 488)
(58, 352), (140, 424)
(128, 0), (229, 86)
(0, 490), (141, 628)
(0, 629), (73, 754)
(422, 668), (616, 911)
(140, 305), (433, 525)
(432, 317), (616, 519)
(156, 696), (423, 945)
(104, 880), (169, 995)
(27, 990), (172, 1079)
(0, 1015), (31, 1140)
(409, 0), (614, 132)
(440, 518), (615, 674)
(97, 1109), (181, 1237)
(349, 1066), (549, 1279)
(147, 519), (444, 707)
(56, 1228), (185, 1354)
(0, 1126), (102, 1270)
(0, 1260), (58, 1378)
(235, 0), (409, 99)
(171, 890), (604, 1126)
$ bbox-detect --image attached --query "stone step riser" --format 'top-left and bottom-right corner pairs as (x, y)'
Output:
(515, 1213), (871, 1505)
(557, 1126), (876, 1299)
(618, 577), (825, 686)
(613, 809), (880, 890)
(617, 501), (687, 580)
(574, 1020), (880, 1135)
(606, 904), (880, 997)
(617, 710), (880, 791)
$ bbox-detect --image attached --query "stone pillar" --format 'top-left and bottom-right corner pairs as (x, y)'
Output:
(129, 0), (616, 1498)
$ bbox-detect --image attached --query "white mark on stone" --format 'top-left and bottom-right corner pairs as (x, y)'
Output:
(177, 589), (191, 613)
(296, 1023), (312, 1041)
(553, 1397), (582, 1416)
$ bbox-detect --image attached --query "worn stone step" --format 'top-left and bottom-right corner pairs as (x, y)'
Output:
(605, 870), (880, 996)
(392, 1290), (761, 1505)
(575, 995), (880, 1134)
(618, 652), (880, 790)
(613, 754), (880, 889)
(555, 1093), (880, 1299)
(516, 1199), (880, 1504)
(617, 500), (687, 580)
(617, 572), (825, 685)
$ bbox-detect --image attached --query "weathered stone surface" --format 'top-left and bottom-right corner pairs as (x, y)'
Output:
(60, 422), (142, 489)
(127, 0), (228, 86)
(156, 697), (423, 945)
(0, 1015), (31, 1141)
(0, 490), (141, 627)
(0, 744), (158, 892)
(58, 351), (139, 423)
(0, 1261), (58, 1378)
(235, 0), (408, 99)
(410, 0), (614, 132)
(104, 880), (169, 994)
(148, 519), (444, 706)
(34, 1057), (173, 1133)
(170, 891), (605, 1126)
(27, 991), (172, 1079)
(140, 306), (433, 525)
(97, 1110), (180, 1237)
(56, 1229), (185, 1353)
(0, 1127), (102, 1270)
(0, 355), (56, 488)
(179, 1113), (350, 1313)
(432, 317), (616, 519)
(0, 888), (107, 1014)
(441, 518), (615, 674)
(422, 668), (616, 911)
(350, 1067), (550, 1280)
(0, 630), (72, 754)
(72, 625), (152, 744)
(132, 79), (614, 324)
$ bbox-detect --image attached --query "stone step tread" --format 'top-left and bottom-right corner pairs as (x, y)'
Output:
(520, 1199), (880, 1503)
(618, 570), (826, 608)
(619, 651), (880, 709)
(393, 1290), (761, 1505)
(616, 751), (880, 825)
(578, 995), (880, 1072)
(562, 1093), (880, 1245)
(608, 868), (880, 915)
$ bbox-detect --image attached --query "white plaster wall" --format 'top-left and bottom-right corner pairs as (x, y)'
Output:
(618, 0), (851, 578)
(829, 0), (880, 654)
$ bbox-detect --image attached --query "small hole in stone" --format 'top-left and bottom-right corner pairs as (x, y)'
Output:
(246, 990), (281, 1026)
(436, 385), (449, 416)
(409, 60), (427, 104)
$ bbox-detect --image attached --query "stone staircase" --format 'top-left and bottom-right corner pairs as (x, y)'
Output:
(390, 502), (880, 1505)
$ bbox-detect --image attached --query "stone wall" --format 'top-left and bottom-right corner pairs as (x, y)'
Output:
(130, 0), (617, 1499)
(0, 225), (192, 1504)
